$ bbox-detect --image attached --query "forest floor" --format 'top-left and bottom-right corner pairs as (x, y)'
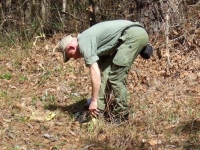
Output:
(0, 8), (200, 149)
(0, 31), (199, 150)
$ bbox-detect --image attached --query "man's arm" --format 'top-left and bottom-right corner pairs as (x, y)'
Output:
(89, 62), (101, 116)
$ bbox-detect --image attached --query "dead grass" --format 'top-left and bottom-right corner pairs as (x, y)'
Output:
(0, 37), (199, 150)
(0, 8), (199, 150)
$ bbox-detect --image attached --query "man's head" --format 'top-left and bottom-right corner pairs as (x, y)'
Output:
(59, 35), (81, 62)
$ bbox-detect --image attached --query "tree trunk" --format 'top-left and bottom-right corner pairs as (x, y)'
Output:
(124, 0), (181, 34)
(88, 0), (96, 26)
(41, 0), (46, 21)
(23, 0), (32, 25)
(62, 0), (66, 20)
(0, 0), (198, 39)
(0, 0), (6, 27)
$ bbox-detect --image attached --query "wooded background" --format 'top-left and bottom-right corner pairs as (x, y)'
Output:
(0, 0), (199, 43)
(0, 1), (199, 149)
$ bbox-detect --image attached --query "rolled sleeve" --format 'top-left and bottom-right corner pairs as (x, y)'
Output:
(78, 36), (99, 66)
(84, 55), (99, 67)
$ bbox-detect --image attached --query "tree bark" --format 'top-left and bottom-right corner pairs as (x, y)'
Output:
(0, 0), (197, 38)
(88, 0), (96, 26)
(41, 0), (46, 21)
(62, 0), (66, 20)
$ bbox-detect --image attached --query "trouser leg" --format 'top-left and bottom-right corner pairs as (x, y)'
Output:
(97, 55), (114, 111)
(108, 64), (130, 117)
(97, 54), (130, 116)
(98, 27), (148, 117)
(109, 28), (149, 117)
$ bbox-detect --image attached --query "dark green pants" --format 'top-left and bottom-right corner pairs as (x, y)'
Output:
(97, 27), (148, 117)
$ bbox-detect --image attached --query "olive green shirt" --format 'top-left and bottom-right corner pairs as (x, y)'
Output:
(78, 20), (142, 66)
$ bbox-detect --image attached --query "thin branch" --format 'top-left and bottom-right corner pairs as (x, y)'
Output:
(54, 4), (64, 28)
(7, 0), (28, 13)
(61, 11), (86, 22)
(188, 0), (200, 6)
(0, 26), (16, 46)
(170, 34), (185, 41)
(52, 42), (59, 53)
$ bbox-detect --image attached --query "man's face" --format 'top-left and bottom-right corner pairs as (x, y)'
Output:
(65, 38), (81, 60)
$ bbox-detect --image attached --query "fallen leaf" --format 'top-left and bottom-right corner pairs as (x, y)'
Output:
(29, 116), (44, 122)
(45, 112), (56, 121)
(92, 118), (97, 124)
(173, 30), (179, 35)
(165, 124), (177, 129)
(148, 139), (158, 146)
(3, 119), (11, 122)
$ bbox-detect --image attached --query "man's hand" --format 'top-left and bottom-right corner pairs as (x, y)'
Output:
(89, 62), (101, 117)
(89, 99), (99, 117)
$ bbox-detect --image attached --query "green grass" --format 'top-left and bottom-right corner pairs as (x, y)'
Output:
(0, 91), (7, 97)
(0, 72), (12, 80)
(0, 18), (199, 149)
(18, 75), (28, 82)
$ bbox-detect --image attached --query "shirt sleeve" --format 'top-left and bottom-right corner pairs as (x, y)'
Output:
(78, 36), (99, 67)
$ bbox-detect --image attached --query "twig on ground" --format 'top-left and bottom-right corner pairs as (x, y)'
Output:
(83, 144), (95, 149)
(52, 42), (60, 53)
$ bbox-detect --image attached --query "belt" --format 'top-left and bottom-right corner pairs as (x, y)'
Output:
(121, 24), (145, 36)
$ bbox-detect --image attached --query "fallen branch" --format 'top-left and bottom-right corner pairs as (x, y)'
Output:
(52, 42), (59, 53)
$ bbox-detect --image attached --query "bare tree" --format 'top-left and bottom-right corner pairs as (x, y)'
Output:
(62, 0), (66, 20)
(0, 0), (199, 41)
